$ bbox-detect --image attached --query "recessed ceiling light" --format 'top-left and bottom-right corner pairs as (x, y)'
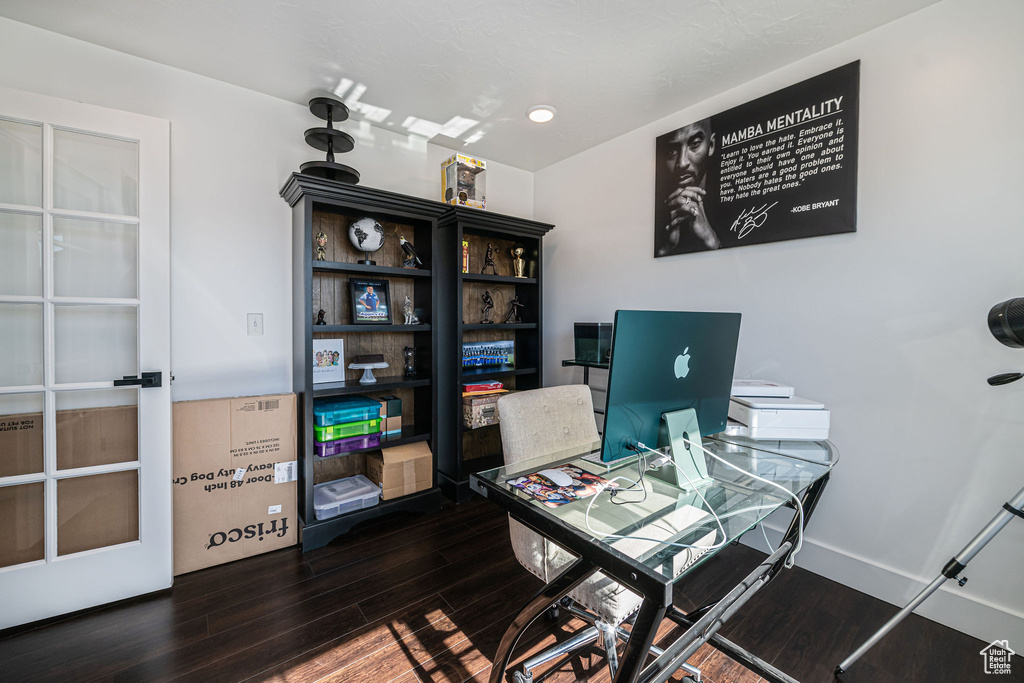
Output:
(527, 105), (556, 123)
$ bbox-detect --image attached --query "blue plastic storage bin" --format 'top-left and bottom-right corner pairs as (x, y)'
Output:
(313, 396), (382, 427)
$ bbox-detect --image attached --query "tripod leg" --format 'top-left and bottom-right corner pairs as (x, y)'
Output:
(836, 485), (1024, 676)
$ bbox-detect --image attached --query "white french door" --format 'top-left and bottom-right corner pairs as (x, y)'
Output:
(0, 87), (171, 629)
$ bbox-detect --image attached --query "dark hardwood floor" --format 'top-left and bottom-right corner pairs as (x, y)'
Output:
(0, 497), (1014, 682)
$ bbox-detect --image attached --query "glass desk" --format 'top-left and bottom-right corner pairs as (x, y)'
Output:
(470, 435), (838, 683)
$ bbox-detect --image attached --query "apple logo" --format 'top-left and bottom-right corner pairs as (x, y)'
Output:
(674, 347), (691, 379)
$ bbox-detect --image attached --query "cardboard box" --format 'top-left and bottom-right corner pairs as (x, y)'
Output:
(366, 442), (432, 500)
(172, 394), (297, 576)
(463, 394), (500, 429)
(0, 410), (43, 478)
(384, 415), (402, 435)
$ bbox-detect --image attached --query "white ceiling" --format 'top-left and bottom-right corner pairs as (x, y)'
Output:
(0, 0), (939, 171)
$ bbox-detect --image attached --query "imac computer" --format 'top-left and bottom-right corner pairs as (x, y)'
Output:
(600, 310), (742, 490)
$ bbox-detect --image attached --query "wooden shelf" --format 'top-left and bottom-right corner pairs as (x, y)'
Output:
(313, 428), (430, 461)
(314, 324), (431, 333)
(461, 273), (536, 285)
(313, 261), (431, 278)
(313, 375), (431, 398)
(462, 323), (536, 331)
(460, 366), (537, 380)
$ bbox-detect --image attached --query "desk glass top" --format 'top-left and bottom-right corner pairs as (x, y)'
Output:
(472, 435), (837, 583)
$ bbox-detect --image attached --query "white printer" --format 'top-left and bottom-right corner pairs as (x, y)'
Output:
(727, 381), (830, 441)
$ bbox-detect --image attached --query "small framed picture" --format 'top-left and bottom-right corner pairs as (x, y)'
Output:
(313, 338), (345, 384)
(349, 278), (392, 325)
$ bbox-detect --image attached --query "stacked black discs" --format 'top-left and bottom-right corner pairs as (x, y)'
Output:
(299, 96), (360, 184)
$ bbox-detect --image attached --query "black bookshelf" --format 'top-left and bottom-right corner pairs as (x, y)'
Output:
(436, 206), (553, 502)
(282, 173), (447, 551)
(283, 174), (554, 533)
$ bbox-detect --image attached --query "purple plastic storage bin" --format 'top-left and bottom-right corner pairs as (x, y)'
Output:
(314, 432), (381, 457)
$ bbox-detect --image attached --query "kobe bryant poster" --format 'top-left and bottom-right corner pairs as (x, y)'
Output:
(654, 61), (859, 257)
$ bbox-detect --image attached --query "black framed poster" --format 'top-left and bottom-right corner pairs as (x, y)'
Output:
(654, 61), (859, 256)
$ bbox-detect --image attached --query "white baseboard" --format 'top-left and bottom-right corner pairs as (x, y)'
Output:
(745, 525), (1024, 647)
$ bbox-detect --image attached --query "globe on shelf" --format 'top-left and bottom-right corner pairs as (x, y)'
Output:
(348, 216), (385, 265)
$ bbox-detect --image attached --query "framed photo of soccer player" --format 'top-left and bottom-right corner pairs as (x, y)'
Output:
(349, 278), (392, 325)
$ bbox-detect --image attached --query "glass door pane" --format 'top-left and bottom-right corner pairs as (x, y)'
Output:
(56, 389), (138, 470)
(57, 470), (139, 556)
(0, 393), (44, 478)
(0, 482), (45, 568)
(0, 118), (42, 207)
(0, 212), (42, 297)
(52, 129), (138, 216)
(0, 303), (43, 386)
(54, 305), (137, 385)
(53, 218), (138, 299)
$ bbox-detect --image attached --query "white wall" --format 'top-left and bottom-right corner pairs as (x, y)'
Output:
(536, 0), (1024, 644)
(0, 17), (534, 402)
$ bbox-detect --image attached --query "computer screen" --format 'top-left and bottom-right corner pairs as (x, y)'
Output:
(600, 310), (742, 463)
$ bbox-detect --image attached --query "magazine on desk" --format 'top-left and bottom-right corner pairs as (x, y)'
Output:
(506, 465), (617, 508)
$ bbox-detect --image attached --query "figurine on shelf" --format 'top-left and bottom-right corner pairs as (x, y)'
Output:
(399, 235), (423, 269)
(314, 231), (328, 261)
(403, 346), (417, 378)
(315, 309), (327, 325)
(511, 245), (526, 278)
(503, 296), (524, 324)
(481, 290), (494, 324)
(403, 295), (420, 325)
(482, 243), (497, 275)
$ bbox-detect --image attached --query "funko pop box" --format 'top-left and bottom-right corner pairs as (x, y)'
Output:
(441, 154), (486, 209)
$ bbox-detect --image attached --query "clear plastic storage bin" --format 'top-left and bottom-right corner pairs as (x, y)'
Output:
(314, 432), (381, 458)
(314, 417), (382, 442)
(313, 475), (381, 520)
(313, 396), (382, 427)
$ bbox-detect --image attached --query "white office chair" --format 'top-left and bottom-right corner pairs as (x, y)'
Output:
(497, 385), (643, 682)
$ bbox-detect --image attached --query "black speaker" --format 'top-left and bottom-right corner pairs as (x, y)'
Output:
(988, 298), (1024, 349)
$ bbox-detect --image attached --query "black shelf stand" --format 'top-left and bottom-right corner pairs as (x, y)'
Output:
(436, 206), (553, 502)
(283, 173), (448, 551)
(282, 173), (553, 536)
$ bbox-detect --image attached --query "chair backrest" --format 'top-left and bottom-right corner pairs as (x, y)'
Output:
(497, 385), (600, 466)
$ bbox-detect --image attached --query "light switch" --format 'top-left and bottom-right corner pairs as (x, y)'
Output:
(247, 313), (264, 336)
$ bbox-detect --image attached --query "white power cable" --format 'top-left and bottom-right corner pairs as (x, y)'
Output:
(761, 523), (775, 554)
(584, 450), (729, 551)
(676, 435), (806, 568)
(583, 438), (806, 569)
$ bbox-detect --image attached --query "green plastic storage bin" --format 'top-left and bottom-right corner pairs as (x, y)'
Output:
(314, 418), (382, 443)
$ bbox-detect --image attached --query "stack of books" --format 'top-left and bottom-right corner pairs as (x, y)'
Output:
(462, 380), (505, 397)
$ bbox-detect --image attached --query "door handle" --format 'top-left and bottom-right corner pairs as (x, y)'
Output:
(113, 371), (162, 388)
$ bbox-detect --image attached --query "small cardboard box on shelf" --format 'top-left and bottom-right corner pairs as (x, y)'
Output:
(366, 442), (432, 500)
(463, 393), (501, 429)
(172, 394), (297, 576)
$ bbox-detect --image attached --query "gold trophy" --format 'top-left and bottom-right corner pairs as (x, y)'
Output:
(511, 246), (526, 278)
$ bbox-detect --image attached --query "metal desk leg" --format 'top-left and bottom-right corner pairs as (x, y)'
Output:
(612, 597), (669, 683)
(489, 557), (598, 683)
(774, 472), (830, 579)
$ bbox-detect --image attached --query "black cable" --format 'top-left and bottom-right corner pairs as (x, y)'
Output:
(610, 445), (648, 505)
